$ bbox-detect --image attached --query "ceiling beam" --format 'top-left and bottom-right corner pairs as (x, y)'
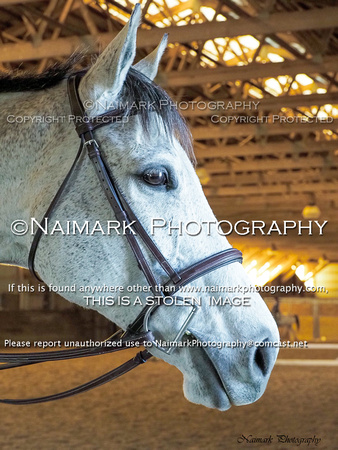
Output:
(230, 236), (338, 248)
(208, 169), (338, 187)
(204, 182), (338, 197)
(207, 192), (338, 208)
(183, 93), (338, 118)
(204, 155), (338, 173)
(228, 239), (337, 261)
(162, 56), (338, 87)
(0, 0), (44, 4)
(1, 6), (338, 62)
(211, 208), (337, 220)
(195, 140), (338, 159)
(192, 119), (338, 140)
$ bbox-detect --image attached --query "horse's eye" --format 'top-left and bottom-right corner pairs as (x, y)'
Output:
(143, 168), (168, 186)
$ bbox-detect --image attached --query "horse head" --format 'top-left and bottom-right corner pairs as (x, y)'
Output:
(0, 4), (279, 410)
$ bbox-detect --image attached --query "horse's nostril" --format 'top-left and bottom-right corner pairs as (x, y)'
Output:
(254, 346), (268, 376)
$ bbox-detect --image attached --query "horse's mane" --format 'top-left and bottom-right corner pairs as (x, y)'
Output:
(0, 58), (77, 92)
(0, 59), (195, 164)
(123, 68), (194, 164)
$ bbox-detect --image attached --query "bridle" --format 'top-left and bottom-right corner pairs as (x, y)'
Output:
(0, 72), (242, 404)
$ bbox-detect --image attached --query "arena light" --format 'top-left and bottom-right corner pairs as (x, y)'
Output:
(302, 204), (321, 219)
(148, 3), (160, 15)
(200, 56), (216, 67)
(295, 265), (313, 281)
(256, 270), (271, 286)
(317, 110), (328, 120)
(278, 75), (288, 85)
(265, 78), (283, 96)
(238, 35), (260, 50)
(248, 88), (263, 99)
(229, 40), (243, 56)
(290, 42), (306, 54)
(295, 264), (305, 280)
(247, 263), (275, 287)
(271, 264), (282, 276)
(248, 268), (258, 283)
(108, 8), (129, 22)
(304, 278), (314, 289)
(302, 192), (321, 219)
(204, 40), (218, 57)
(295, 73), (313, 86)
(200, 6), (215, 21)
(223, 51), (236, 62)
(178, 8), (193, 18)
(244, 259), (257, 271)
(267, 53), (284, 63)
(258, 262), (270, 275)
(166, 0), (179, 6)
(228, 11), (240, 19)
(214, 37), (227, 46)
(265, 37), (280, 48)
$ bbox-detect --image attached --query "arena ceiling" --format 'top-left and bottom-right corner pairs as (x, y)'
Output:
(1, 0), (337, 286)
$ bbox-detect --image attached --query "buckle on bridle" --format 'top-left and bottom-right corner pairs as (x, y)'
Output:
(83, 139), (99, 159)
(143, 298), (199, 355)
(83, 138), (99, 148)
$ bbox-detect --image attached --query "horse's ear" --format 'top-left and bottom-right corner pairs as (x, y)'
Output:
(134, 34), (168, 80)
(79, 4), (141, 115)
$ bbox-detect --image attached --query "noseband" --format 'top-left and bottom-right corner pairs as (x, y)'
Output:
(0, 72), (242, 404)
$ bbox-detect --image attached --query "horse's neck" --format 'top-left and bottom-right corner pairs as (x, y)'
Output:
(0, 82), (76, 266)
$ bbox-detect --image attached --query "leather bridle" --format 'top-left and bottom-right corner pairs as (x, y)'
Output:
(0, 72), (242, 404)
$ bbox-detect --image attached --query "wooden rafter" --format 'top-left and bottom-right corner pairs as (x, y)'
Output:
(0, 6), (338, 62)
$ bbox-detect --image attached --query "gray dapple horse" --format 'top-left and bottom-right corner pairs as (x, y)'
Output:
(275, 314), (300, 341)
(272, 298), (299, 340)
(0, 5), (279, 410)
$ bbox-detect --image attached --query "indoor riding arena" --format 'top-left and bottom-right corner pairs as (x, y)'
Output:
(0, 1), (337, 449)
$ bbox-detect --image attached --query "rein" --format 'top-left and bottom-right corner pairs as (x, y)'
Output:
(0, 72), (242, 404)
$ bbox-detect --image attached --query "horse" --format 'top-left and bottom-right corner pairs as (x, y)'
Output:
(0, 5), (279, 410)
(275, 314), (300, 341)
(271, 298), (299, 341)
